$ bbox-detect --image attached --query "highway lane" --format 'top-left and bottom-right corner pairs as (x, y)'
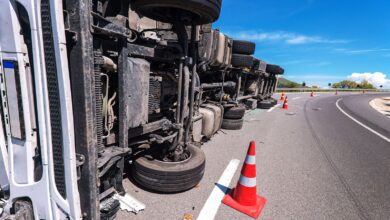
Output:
(304, 93), (390, 219)
(118, 92), (390, 220)
(337, 93), (390, 140)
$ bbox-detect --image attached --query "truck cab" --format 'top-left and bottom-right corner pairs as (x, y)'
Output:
(0, 1), (283, 219)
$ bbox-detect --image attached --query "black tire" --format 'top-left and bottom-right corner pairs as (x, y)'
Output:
(266, 64), (284, 75)
(132, 0), (221, 25)
(221, 118), (244, 130)
(257, 100), (273, 109)
(224, 105), (246, 119)
(231, 54), (254, 68)
(132, 144), (205, 193)
(232, 40), (256, 55)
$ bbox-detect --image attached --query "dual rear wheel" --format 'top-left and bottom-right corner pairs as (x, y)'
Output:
(221, 105), (246, 130)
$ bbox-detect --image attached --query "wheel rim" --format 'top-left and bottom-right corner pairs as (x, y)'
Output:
(158, 151), (192, 164)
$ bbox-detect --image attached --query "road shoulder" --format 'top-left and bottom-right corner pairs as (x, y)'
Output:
(370, 97), (390, 118)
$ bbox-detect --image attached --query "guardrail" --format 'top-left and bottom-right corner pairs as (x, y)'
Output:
(276, 88), (390, 93)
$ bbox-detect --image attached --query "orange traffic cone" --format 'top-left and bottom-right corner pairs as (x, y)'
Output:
(310, 91), (314, 97)
(282, 96), (289, 110)
(280, 92), (285, 101)
(222, 141), (266, 219)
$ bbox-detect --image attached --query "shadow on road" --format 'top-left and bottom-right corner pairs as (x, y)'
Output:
(215, 183), (231, 195)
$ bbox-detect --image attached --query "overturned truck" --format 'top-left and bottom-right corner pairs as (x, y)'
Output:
(0, 0), (284, 219)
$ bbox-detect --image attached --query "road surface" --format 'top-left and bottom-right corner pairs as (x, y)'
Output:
(118, 92), (390, 220)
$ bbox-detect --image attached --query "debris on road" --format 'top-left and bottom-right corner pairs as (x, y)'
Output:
(113, 193), (145, 214)
(183, 213), (193, 220)
(285, 112), (297, 116)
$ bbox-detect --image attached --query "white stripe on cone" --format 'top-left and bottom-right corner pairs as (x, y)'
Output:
(239, 176), (257, 187)
(244, 155), (256, 165)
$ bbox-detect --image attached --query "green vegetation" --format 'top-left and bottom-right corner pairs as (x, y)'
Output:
(359, 80), (375, 89)
(278, 78), (376, 89)
(277, 77), (301, 88)
(332, 80), (375, 89)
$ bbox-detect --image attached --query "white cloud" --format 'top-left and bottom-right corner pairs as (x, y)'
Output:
(232, 31), (347, 45)
(347, 72), (390, 88)
(334, 48), (390, 55)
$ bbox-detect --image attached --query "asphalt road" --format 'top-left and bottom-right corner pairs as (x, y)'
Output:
(117, 92), (390, 220)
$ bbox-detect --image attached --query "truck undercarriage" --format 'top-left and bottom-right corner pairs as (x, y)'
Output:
(0, 0), (284, 219)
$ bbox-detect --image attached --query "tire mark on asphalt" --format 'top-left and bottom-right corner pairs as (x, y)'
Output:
(303, 100), (370, 220)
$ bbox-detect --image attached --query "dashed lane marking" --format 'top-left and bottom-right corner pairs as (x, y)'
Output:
(197, 159), (240, 220)
(267, 104), (281, 112)
(336, 98), (390, 143)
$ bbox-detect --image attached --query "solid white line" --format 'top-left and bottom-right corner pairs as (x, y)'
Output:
(267, 104), (281, 112)
(197, 159), (240, 220)
(336, 98), (390, 143)
(292, 97), (302, 100)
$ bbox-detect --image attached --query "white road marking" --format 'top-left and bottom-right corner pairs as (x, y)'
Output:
(267, 104), (281, 112)
(197, 159), (240, 220)
(292, 97), (302, 100)
(336, 98), (390, 143)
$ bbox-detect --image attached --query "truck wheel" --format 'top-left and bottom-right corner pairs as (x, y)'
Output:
(266, 64), (284, 75)
(132, 0), (221, 25)
(14, 201), (34, 220)
(221, 118), (244, 130)
(257, 100), (273, 109)
(132, 144), (205, 193)
(224, 106), (246, 119)
(232, 40), (256, 55)
(231, 54), (254, 68)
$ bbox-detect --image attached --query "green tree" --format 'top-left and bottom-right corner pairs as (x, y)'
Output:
(360, 80), (375, 89)
(277, 78), (301, 88)
(285, 82), (300, 88)
(332, 80), (358, 89)
(332, 79), (376, 89)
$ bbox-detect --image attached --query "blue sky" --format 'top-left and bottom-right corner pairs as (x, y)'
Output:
(213, 0), (390, 88)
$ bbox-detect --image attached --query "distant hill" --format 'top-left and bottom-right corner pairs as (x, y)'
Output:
(277, 77), (301, 88)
